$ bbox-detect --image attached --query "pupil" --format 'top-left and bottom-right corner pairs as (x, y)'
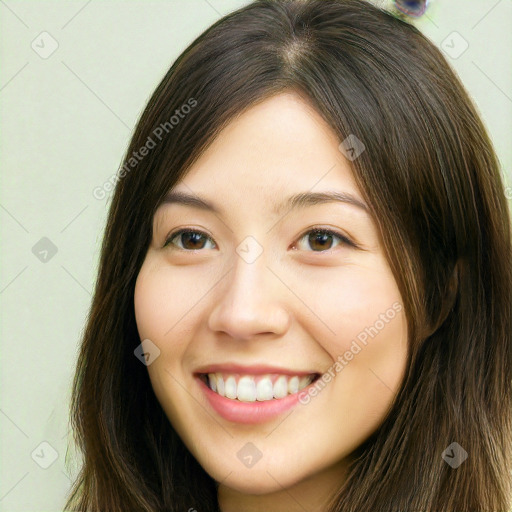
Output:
(309, 232), (332, 251)
(183, 232), (205, 249)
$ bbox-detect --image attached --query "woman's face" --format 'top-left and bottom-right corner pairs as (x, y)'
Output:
(134, 92), (408, 501)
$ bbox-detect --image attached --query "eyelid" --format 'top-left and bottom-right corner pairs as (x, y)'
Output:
(294, 227), (359, 250)
(163, 228), (216, 250)
(163, 226), (359, 252)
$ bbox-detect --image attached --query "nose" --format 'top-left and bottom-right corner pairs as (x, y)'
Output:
(207, 254), (291, 340)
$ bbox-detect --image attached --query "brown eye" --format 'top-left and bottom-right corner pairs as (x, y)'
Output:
(163, 229), (216, 251)
(294, 229), (356, 252)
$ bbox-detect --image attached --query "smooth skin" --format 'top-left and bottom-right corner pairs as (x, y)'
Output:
(134, 92), (408, 512)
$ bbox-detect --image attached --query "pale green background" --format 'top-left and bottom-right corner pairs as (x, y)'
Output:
(1, 1), (511, 511)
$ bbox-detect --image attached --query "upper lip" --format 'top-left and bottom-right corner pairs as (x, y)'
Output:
(194, 363), (320, 377)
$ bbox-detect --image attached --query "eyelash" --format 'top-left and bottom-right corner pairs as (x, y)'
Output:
(163, 227), (357, 252)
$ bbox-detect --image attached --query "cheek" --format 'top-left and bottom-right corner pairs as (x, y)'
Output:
(134, 260), (211, 347)
(134, 267), (171, 343)
(133, 262), (199, 421)
(308, 265), (408, 444)
(133, 262), (192, 372)
(133, 258), (224, 391)
(307, 260), (405, 348)
(307, 260), (408, 396)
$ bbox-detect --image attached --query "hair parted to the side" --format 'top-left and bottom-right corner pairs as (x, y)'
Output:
(64, 1), (512, 511)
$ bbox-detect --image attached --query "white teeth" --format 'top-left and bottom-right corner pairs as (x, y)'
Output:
(237, 376), (257, 402)
(205, 372), (316, 402)
(287, 376), (299, 394)
(215, 373), (224, 396)
(224, 376), (237, 399)
(256, 377), (274, 401)
(273, 375), (288, 398)
(298, 375), (313, 390)
(208, 374), (217, 393)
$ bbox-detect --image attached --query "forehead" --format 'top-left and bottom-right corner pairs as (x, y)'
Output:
(164, 92), (364, 214)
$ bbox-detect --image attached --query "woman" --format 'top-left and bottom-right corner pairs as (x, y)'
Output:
(64, 0), (512, 510)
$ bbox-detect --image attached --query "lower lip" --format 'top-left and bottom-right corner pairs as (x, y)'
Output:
(195, 375), (312, 424)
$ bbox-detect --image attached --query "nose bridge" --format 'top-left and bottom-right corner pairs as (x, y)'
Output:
(208, 243), (290, 339)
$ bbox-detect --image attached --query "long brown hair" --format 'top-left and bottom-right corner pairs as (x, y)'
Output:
(64, 0), (512, 510)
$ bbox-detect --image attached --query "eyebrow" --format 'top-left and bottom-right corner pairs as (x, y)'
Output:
(159, 190), (369, 216)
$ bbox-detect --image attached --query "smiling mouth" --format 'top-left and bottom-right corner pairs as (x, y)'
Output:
(197, 372), (321, 402)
